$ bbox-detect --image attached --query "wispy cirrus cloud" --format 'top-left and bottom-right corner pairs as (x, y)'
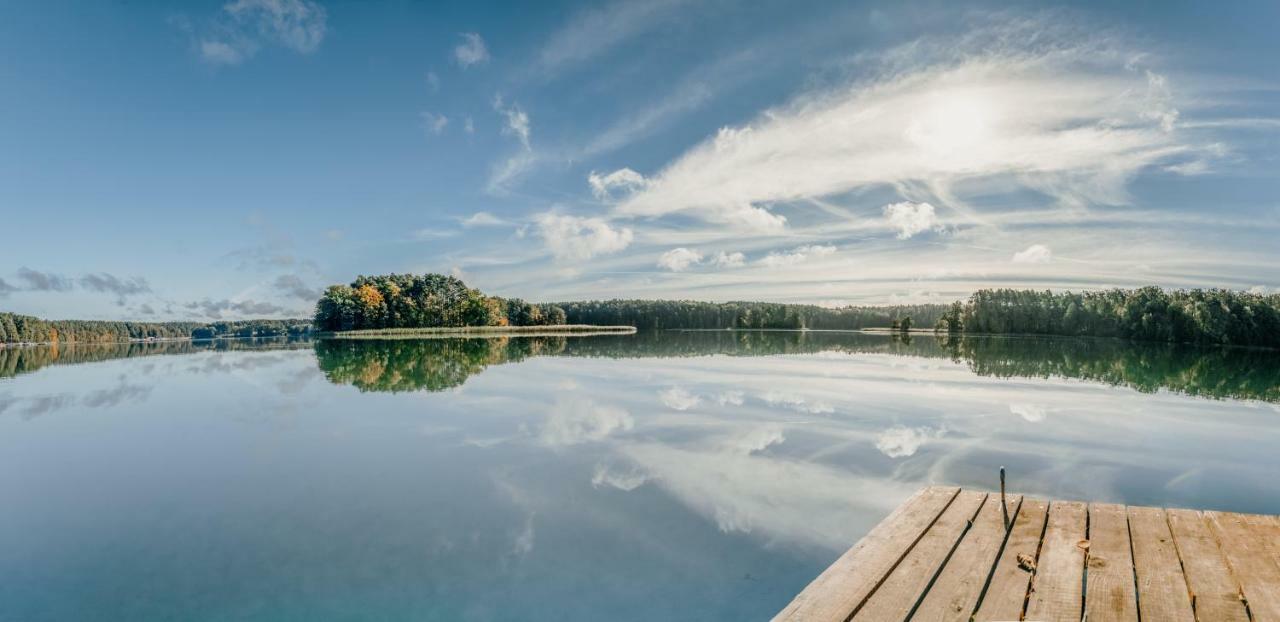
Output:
(534, 0), (691, 77)
(187, 0), (327, 66)
(613, 16), (1210, 230)
(487, 96), (536, 193)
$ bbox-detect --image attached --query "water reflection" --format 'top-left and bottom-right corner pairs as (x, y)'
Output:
(310, 331), (1280, 403)
(0, 337), (311, 379)
(2, 331), (1279, 621)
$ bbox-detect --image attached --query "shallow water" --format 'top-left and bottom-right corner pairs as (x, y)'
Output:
(2, 331), (1277, 621)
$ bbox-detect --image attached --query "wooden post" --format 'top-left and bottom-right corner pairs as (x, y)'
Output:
(1000, 466), (1008, 530)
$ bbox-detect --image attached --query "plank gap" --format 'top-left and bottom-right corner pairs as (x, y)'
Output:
(841, 488), (964, 622)
(1127, 509), (1141, 622)
(968, 495), (1026, 618)
(1020, 500), (1052, 621)
(903, 494), (991, 621)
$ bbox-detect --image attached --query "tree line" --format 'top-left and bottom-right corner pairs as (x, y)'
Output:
(553, 299), (947, 330)
(313, 273), (567, 332)
(934, 287), (1280, 348)
(0, 312), (311, 345)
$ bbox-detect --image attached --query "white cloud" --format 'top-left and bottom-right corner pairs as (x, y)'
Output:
(716, 390), (745, 406)
(453, 32), (489, 67)
(615, 19), (1204, 226)
(200, 40), (246, 65)
(535, 213), (634, 261)
(727, 424), (786, 455)
(461, 212), (506, 227)
(591, 464), (650, 491)
(412, 227), (457, 240)
(494, 96), (531, 149)
(711, 251), (746, 268)
(1009, 403), (1047, 422)
(426, 70), (440, 92)
(883, 201), (939, 239)
(1012, 244), (1052, 264)
(658, 247), (703, 272)
(511, 514), (535, 556)
(487, 151), (537, 194)
(761, 391), (834, 414)
(540, 397), (633, 446)
(420, 111), (448, 135)
(758, 244), (837, 267)
(198, 0), (327, 65)
(875, 425), (941, 458)
(464, 117), (475, 134)
(588, 168), (648, 201)
(659, 387), (701, 411)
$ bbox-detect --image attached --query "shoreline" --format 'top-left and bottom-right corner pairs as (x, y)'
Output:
(316, 325), (638, 339)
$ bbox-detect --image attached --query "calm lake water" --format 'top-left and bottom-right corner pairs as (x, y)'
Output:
(2, 331), (1278, 621)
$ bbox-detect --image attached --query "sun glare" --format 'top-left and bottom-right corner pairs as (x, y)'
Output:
(904, 92), (994, 157)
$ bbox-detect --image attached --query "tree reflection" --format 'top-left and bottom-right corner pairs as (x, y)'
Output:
(313, 331), (1280, 403)
(6, 331), (1276, 403)
(0, 338), (310, 379)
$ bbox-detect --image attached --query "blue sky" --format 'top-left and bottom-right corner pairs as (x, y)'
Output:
(2, 0), (1278, 320)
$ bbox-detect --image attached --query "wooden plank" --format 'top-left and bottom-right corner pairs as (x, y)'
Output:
(1243, 513), (1280, 567)
(1165, 509), (1249, 622)
(852, 490), (988, 620)
(1126, 506), (1194, 622)
(973, 498), (1048, 622)
(1024, 500), (1087, 622)
(912, 494), (1023, 622)
(1204, 510), (1280, 620)
(1084, 503), (1138, 621)
(773, 486), (960, 622)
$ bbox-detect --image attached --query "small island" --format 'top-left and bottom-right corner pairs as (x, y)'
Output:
(311, 273), (633, 336)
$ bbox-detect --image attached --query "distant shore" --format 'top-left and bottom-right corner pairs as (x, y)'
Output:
(316, 325), (637, 339)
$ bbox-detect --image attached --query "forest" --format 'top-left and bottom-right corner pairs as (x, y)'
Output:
(0, 313), (311, 345)
(935, 287), (1280, 348)
(312, 272), (945, 332)
(312, 273), (567, 332)
(555, 299), (946, 330)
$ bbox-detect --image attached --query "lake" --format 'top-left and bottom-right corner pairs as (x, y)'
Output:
(2, 331), (1278, 621)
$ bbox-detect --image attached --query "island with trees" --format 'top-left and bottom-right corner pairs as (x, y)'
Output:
(311, 273), (633, 335)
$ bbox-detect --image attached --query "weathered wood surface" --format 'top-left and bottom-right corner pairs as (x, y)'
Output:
(1083, 502), (1137, 622)
(772, 486), (959, 621)
(1126, 506), (1194, 621)
(775, 488), (1280, 622)
(972, 497), (1046, 621)
(1024, 500), (1087, 622)
(912, 495), (1023, 622)
(1165, 508), (1249, 622)
(852, 490), (986, 620)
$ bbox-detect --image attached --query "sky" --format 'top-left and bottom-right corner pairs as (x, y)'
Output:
(1, 0), (1278, 321)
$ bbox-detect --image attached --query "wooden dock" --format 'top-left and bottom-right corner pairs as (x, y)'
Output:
(775, 486), (1280, 621)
